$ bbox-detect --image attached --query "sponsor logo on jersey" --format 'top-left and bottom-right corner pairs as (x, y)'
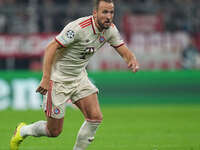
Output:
(80, 47), (95, 59)
(85, 47), (95, 53)
(66, 30), (75, 39)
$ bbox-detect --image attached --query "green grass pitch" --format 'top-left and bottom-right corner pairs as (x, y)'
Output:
(1, 104), (200, 150)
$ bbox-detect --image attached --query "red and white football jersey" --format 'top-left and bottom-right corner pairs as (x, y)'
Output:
(51, 15), (124, 82)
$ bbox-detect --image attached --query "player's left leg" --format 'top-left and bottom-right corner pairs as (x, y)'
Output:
(73, 93), (103, 150)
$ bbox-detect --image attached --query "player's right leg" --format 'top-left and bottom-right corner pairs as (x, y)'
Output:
(10, 107), (64, 150)
(10, 117), (64, 150)
(10, 122), (27, 150)
(10, 80), (66, 150)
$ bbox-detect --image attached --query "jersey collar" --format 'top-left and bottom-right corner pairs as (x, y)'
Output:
(91, 16), (105, 35)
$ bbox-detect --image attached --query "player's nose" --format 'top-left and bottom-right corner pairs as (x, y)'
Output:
(106, 13), (112, 20)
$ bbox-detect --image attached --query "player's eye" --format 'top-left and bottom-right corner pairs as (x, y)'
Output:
(103, 10), (108, 14)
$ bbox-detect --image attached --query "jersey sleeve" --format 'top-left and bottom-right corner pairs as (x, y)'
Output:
(55, 22), (79, 47)
(108, 25), (125, 48)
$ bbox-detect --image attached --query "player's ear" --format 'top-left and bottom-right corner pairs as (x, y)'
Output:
(93, 9), (97, 18)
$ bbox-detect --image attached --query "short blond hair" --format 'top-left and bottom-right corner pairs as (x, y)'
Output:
(94, 0), (114, 10)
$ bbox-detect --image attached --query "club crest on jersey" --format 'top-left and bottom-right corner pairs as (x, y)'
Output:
(66, 30), (75, 39)
(99, 36), (105, 43)
(54, 107), (60, 115)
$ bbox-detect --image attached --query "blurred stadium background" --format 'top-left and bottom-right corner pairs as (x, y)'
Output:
(0, 0), (200, 150)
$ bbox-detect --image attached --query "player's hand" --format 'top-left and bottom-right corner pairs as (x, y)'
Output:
(36, 78), (49, 95)
(128, 59), (139, 73)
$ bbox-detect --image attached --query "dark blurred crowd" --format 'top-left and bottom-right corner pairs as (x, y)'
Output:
(0, 0), (200, 34)
(123, 0), (200, 34)
(0, 0), (200, 70)
(0, 0), (89, 33)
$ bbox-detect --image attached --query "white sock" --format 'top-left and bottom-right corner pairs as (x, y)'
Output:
(73, 121), (100, 150)
(20, 120), (49, 137)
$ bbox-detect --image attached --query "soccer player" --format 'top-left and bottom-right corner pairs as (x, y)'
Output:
(10, 0), (139, 150)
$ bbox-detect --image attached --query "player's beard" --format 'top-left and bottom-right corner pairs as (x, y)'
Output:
(97, 17), (111, 30)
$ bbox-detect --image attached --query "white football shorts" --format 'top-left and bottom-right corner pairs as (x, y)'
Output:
(42, 75), (98, 119)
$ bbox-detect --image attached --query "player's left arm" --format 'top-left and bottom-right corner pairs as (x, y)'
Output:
(115, 44), (139, 72)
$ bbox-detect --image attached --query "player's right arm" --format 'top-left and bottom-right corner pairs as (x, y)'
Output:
(36, 19), (79, 95)
(36, 40), (61, 95)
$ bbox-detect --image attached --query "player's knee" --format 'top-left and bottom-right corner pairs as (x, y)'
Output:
(97, 115), (103, 122)
(48, 128), (62, 137)
(87, 113), (103, 123)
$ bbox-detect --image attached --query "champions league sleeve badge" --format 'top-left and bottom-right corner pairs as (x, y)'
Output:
(66, 30), (75, 39)
(99, 36), (105, 43)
